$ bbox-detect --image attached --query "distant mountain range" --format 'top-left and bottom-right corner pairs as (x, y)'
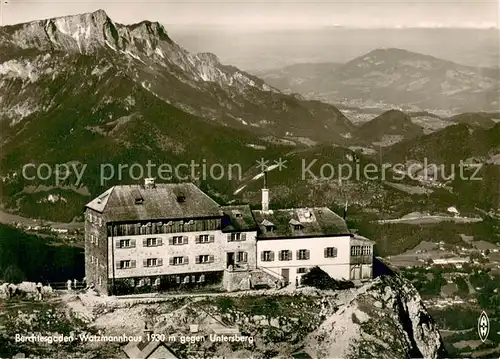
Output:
(255, 48), (500, 113)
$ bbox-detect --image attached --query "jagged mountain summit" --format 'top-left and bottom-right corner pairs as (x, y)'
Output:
(0, 9), (354, 142)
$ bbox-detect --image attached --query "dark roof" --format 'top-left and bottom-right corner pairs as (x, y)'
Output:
(123, 339), (178, 359)
(251, 207), (349, 239)
(85, 183), (222, 222)
(221, 205), (258, 232)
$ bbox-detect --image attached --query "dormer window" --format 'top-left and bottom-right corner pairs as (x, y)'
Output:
(266, 226), (275, 232)
(289, 219), (303, 231)
(135, 197), (143, 205)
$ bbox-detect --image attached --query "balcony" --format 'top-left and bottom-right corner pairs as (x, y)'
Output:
(350, 255), (373, 265)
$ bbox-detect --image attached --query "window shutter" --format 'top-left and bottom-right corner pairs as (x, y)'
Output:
(168, 237), (173, 245)
(157, 238), (162, 246)
(169, 257), (174, 265)
(143, 238), (148, 247)
(227, 233), (231, 241)
(183, 236), (188, 244)
(261, 251), (265, 261)
(158, 258), (163, 266)
(306, 249), (310, 260)
(288, 250), (292, 260)
(296, 250), (300, 259)
(115, 239), (120, 247)
(243, 252), (248, 263)
(115, 261), (120, 268)
(209, 255), (214, 263)
(143, 259), (148, 267)
(209, 235), (215, 243)
(195, 235), (200, 244)
(324, 248), (328, 258)
(195, 256), (200, 264)
(184, 256), (189, 264)
(270, 251), (274, 261)
(333, 247), (338, 257)
(131, 260), (136, 268)
(131, 239), (136, 247)
(241, 233), (246, 241)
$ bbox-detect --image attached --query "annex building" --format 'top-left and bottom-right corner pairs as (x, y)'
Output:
(84, 178), (374, 295)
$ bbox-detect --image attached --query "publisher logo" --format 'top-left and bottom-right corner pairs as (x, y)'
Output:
(478, 311), (490, 343)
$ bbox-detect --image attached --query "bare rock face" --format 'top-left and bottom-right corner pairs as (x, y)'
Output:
(305, 275), (446, 359)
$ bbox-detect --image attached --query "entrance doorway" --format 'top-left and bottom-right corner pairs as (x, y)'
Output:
(281, 268), (290, 283)
(226, 252), (235, 268)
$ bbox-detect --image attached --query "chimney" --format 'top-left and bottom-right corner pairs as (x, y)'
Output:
(144, 178), (155, 189)
(261, 171), (269, 212)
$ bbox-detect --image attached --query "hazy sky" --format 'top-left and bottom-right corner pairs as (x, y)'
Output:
(1, 0), (499, 29)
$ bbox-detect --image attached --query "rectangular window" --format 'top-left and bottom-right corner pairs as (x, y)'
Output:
(172, 256), (184, 265)
(261, 251), (274, 262)
(199, 234), (210, 243)
(119, 239), (130, 248)
(198, 255), (210, 263)
(119, 260), (131, 269)
(147, 258), (157, 267)
(171, 236), (186, 245)
(228, 232), (247, 242)
(297, 267), (308, 274)
(231, 233), (240, 241)
(351, 246), (362, 256)
(279, 250), (291, 261)
(325, 247), (338, 258)
(147, 238), (157, 247)
(297, 249), (309, 260)
(236, 251), (248, 263)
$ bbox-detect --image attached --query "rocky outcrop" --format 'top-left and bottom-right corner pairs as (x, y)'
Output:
(305, 274), (446, 359)
(0, 282), (53, 299)
(73, 274), (445, 359)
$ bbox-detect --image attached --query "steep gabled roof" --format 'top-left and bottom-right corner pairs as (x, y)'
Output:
(85, 183), (222, 221)
(123, 339), (178, 359)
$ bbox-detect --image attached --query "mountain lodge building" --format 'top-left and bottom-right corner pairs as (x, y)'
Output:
(84, 178), (374, 295)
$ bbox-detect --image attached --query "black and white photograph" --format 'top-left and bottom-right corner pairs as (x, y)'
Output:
(0, 0), (499, 358)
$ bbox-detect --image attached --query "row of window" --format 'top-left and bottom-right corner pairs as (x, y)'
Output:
(116, 252), (248, 269)
(115, 233), (245, 249)
(260, 247), (338, 261)
(88, 213), (103, 226)
(109, 219), (221, 236)
(131, 274), (207, 287)
(350, 245), (372, 256)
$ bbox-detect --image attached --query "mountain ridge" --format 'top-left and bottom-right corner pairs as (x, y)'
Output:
(256, 47), (500, 113)
(0, 10), (355, 142)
